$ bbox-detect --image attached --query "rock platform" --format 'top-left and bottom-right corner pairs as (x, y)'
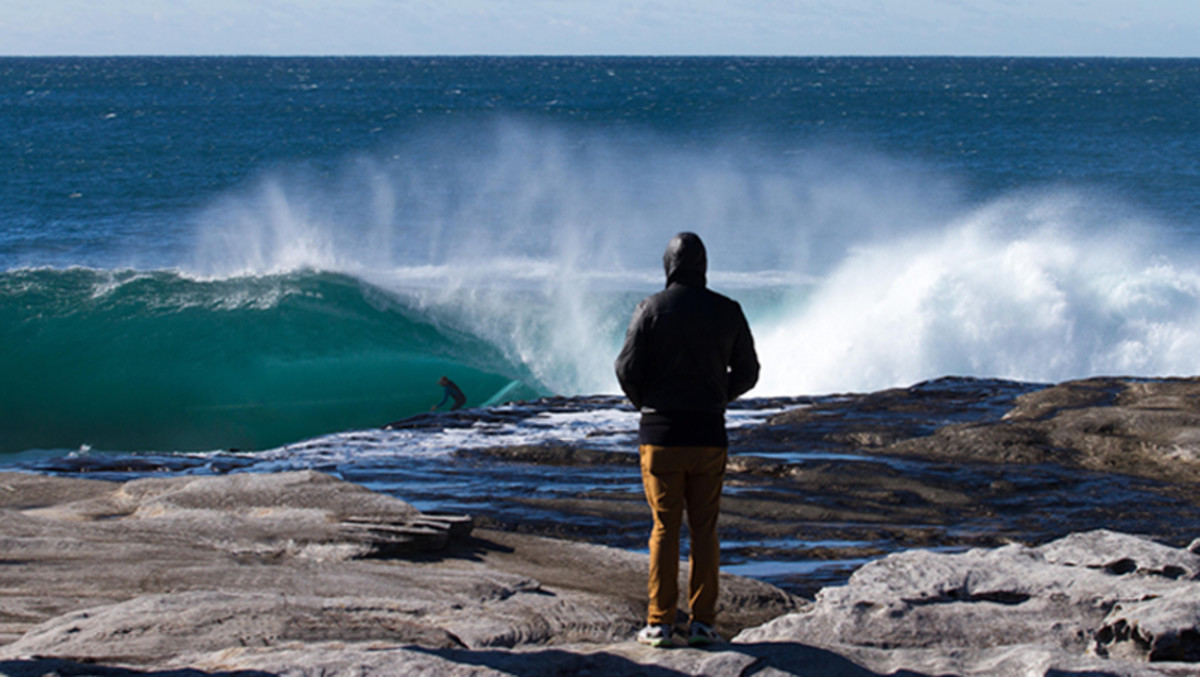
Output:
(3, 376), (1200, 675)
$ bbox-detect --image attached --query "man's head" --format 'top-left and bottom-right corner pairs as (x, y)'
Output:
(663, 232), (707, 287)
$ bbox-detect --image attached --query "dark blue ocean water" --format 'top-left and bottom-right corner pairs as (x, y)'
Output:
(4, 57), (1200, 454)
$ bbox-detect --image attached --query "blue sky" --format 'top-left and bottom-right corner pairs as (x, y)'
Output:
(2, 0), (1196, 57)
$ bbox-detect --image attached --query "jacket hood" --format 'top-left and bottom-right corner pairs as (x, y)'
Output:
(663, 232), (707, 287)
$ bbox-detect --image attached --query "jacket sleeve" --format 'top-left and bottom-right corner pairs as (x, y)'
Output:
(726, 304), (760, 403)
(614, 302), (649, 410)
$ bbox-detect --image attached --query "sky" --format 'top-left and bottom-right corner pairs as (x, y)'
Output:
(1, 0), (1197, 57)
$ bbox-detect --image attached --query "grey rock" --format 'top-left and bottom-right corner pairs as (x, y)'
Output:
(6, 470), (1200, 676)
(736, 530), (1200, 676)
(880, 378), (1200, 482)
(0, 471), (797, 674)
(1094, 588), (1200, 662)
(1040, 529), (1200, 579)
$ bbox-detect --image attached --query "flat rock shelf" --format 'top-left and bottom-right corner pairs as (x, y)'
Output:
(3, 376), (1200, 675)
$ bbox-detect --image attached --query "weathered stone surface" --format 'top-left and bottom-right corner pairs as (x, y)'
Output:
(5, 591), (466, 665)
(165, 641), (884, 677)
(880, 377), (1200, 482)
(745, 377), (1200, 485)
(6, 469), (469, 560)
(736, 530), (1200, 676)
(1039, 529), (1200, 579)
(3, 482), (1200, 676)
(1095, 588), (1200, 663)
(0, 471), (798, 674)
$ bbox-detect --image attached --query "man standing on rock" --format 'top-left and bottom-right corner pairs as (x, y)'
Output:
(615, 231), (760, 648)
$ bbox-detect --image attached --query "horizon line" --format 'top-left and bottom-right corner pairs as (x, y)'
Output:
(2, 53), (1198, 60)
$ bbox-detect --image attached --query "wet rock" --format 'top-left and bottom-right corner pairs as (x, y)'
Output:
(433, 378), (1200, 602)
(754, 377), (1041, 450)
(382, 406), (546, 431)
(743, 377), (1200, 484)
(880, 377), (1200, 482)
(455, 444), (638, 466)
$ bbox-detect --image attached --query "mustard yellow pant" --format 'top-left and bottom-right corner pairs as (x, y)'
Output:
(639, 444), (727, 627)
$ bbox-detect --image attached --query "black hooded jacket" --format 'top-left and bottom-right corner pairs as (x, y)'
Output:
(614, 232), (760, 446)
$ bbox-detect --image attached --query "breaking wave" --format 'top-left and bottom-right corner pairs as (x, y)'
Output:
(7, 121), (1200, 453)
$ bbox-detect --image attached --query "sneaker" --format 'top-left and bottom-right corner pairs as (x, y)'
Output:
(688, 621), (722, 646)
(636, 623), (674, 648)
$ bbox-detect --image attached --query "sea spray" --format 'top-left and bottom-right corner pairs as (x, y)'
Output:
(755, 190), (1200, 394)
(184, 120), (966, 396)
(182, 119), (1200, 402)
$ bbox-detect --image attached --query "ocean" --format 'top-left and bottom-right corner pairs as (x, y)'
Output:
(4, 56), (1200, 457)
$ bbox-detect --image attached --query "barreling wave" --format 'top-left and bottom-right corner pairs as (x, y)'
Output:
(8, 120), (1200, 455)
(0, 267), (541, 453)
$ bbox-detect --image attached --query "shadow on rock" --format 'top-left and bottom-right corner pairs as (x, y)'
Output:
(402, 533), (518, 564)
(0, 658), (275, 677)
(405, 641), (921, 676)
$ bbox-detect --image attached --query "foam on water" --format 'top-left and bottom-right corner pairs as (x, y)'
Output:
(254, 406), (639, 466)
(756, 190), (1200, 394)
(254, 405), (786, 463)
(207, 398), (795, 477)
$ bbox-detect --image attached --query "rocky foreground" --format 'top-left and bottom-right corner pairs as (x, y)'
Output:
(3, 376), (1200, 676)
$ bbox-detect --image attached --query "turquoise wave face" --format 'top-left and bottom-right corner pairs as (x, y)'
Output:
(0, 268), (541, 454)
